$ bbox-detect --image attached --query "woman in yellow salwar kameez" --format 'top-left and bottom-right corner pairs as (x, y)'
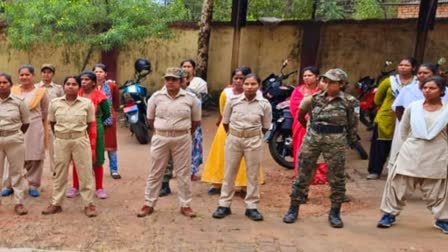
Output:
(201, 67), (264, 194)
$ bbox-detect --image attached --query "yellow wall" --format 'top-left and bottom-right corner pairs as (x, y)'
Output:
(318, 22), (416, 86)
(0, 34), (100, 84)
(1, 20), (447, 93)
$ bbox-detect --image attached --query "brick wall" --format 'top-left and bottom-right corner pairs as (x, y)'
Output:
(398, 3), (448, 18)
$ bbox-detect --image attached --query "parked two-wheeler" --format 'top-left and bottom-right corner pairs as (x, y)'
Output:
(120, 58), (152, 144)
(355, 61), (394, 130)
(263, 60), (297, 169)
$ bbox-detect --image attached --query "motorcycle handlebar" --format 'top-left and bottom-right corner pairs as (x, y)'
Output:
(280, 70), (298, 80)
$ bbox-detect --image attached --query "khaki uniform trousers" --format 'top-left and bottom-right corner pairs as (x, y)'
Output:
(0, 132), (26, 204)
(219, 133), (262, 209)
(380, 174), (448, 221)
(144, 134), (192, 208)
(48, 127), (55, 173)
(3, 160), (44, 189)
(52, 135), (95, 207)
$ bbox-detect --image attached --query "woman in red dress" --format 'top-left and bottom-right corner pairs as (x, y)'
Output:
(290, 66), (328, 184)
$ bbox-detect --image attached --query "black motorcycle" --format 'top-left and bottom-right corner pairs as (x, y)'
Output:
(263, 60), (297, 169)
(119, 58), (153, 144)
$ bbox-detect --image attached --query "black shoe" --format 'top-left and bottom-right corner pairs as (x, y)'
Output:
(159, 182), (171, 197)
(212, 206), (231, 219)
(283, 205), (299, 224)
(328, 207), (344, 228)
(245, 209), (263, 221)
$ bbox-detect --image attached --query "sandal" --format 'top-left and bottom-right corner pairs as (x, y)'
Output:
(111, 172), (122, 179)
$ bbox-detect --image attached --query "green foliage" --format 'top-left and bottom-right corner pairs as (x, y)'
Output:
(315, 0), (347, 21)
(247, 0), (314, 21)
(213, 0), (232, 21)
(353, 0), (385, 20)
(3, 0), (184, 51)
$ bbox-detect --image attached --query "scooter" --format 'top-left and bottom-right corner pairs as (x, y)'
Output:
(120, 58), (152, 144)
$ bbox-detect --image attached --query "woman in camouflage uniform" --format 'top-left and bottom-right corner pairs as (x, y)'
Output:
(283, 69), (359, 228)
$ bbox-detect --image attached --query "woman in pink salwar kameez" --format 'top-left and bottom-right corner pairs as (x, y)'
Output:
(290, 66), (328, 184)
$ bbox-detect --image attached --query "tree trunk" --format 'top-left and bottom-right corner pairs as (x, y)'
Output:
(196, 0), (214, 80)
(81, 45), (95, 71)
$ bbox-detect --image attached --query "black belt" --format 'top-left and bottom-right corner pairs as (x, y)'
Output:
(311, 124), (344, 134)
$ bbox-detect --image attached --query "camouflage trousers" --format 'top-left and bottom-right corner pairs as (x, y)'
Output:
(290, 130), (347, 208)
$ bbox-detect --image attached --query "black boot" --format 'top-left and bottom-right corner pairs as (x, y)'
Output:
(159, 182), (171, 197)
(328, 207), (344, 228)
(283, 205), (299, 224)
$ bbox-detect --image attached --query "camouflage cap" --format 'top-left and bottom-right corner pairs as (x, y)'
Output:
(322, 68), (348, 83)
(163, 67), (183, 79)
(41, 63), (55, 73)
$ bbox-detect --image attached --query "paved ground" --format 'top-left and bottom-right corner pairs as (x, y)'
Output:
(0, 111), (447, 252)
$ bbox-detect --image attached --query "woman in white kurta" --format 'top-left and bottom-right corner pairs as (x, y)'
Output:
(387, 64), (436, 170)
(378, 76), (448, 234)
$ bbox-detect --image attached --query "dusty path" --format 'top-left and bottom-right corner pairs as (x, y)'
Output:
(0, 111), (447, 252)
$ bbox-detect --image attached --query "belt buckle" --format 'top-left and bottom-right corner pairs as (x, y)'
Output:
(169, 131), (175, 137)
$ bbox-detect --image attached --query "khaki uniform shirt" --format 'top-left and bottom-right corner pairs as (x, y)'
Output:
(223, 94), (272, 131)
(0, 94), (30, 131)
(147, 88), (201, 131)
(49, 96), (96, 133)
(36, 81), (64, 101)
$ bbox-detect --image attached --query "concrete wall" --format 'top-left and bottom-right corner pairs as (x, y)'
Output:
(318, 22), (416, 85)
(318, 20), (448, 87)
(117, 24), (302, 92)
(0, 19), (447, 93)
(0, 34), (100, 85)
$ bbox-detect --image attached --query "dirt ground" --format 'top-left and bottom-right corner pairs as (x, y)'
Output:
(1, 111), (448, 252)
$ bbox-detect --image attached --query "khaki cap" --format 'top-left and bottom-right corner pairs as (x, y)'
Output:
(41, 64), (56, 73)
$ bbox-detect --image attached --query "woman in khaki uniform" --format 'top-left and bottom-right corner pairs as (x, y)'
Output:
(3, 65), (49, 198)
(0, 73), (30, 215)
(212, 73), (272, 221)
(42, 75), (97, 217)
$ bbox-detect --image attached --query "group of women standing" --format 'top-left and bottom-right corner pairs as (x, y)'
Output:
(367, 57), (448, 233)
(0, 63), (121, 216)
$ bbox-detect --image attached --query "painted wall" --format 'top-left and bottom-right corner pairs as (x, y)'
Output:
(0, 33), (100, 84)
(1, 19), (447, 93)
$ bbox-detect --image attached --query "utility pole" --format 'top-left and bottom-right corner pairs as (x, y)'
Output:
(414, 0), (438, 63)
(230, 0), (248, 74)
(299, 0), (321, 82)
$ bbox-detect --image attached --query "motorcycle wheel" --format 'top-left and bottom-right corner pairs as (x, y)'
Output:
(352, 141), (369, 160)
(268, 130), (294, 169)
(131, 122), (150, 144)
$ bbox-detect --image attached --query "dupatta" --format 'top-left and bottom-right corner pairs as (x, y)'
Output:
(409, 100), (448, 140)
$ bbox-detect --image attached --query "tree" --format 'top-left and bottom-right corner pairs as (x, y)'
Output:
(315, 0), (348, 21)
(196, 0), (214, 80)
(353, 0), (386, 19)
(3, 0), (186, 70)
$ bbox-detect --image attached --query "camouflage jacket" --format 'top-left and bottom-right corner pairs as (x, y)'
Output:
(302, 91), (359, 144)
